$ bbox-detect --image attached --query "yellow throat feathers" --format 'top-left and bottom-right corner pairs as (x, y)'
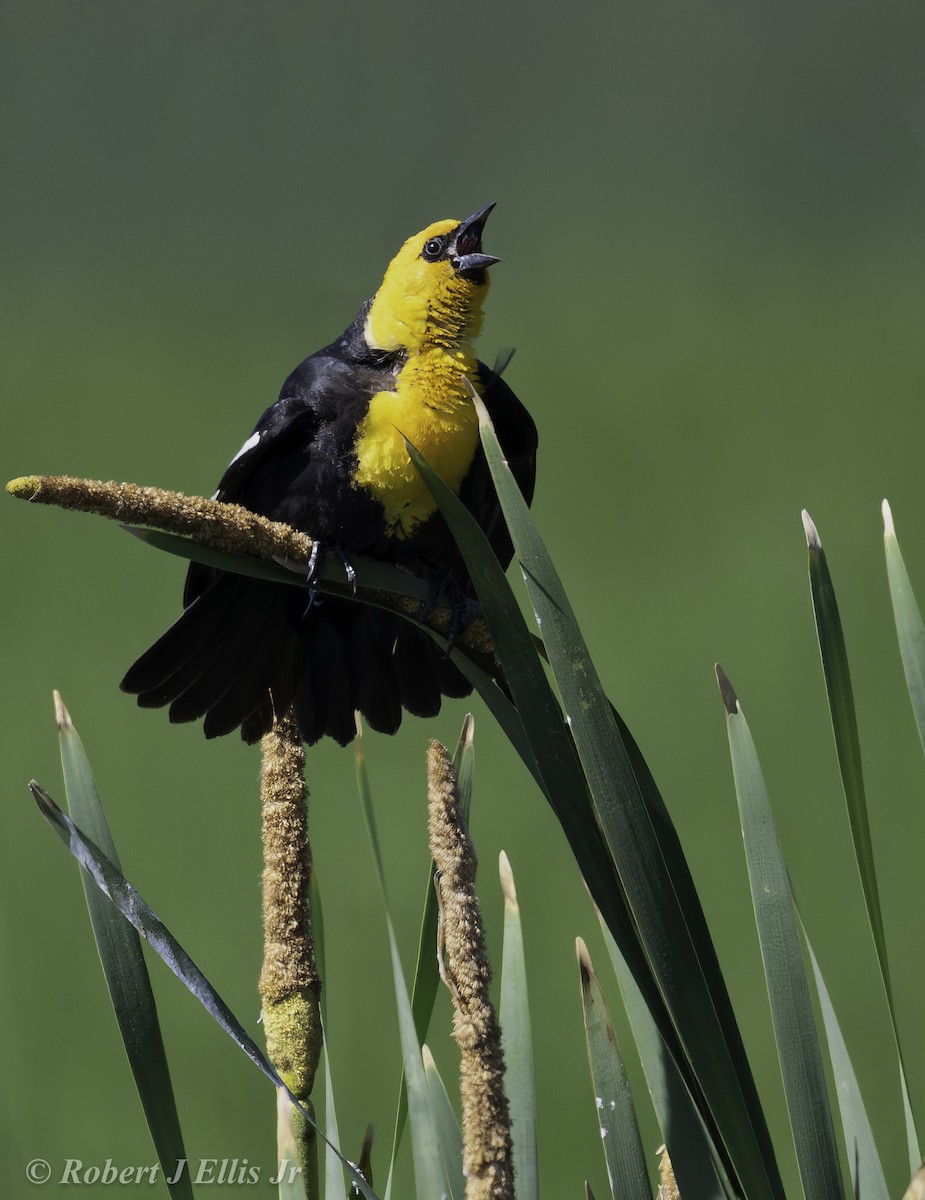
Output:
(355, 219), (489, 538)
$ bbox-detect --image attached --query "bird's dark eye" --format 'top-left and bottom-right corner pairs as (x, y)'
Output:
(421, 236), (445, 262)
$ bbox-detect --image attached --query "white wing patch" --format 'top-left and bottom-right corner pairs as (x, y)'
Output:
(229, 430), (261, 465)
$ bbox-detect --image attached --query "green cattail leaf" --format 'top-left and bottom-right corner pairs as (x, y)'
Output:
(422, 1046), (464, 1200)
(884, 500), (925, 755)
(54, 694), (192, 1200)
(404, 439), (585, 824)
(123, 525), (432, 601)
(310, 879), (349, 1200)
(498, 852), (538, 1200)
(406, 440), (675, 1124)
(803, 512), (888, 990)
(310, 874), (328, 1022)
(452, 712), (475, 823)
(805, 510), (919, 1169)
(30, 779), (379, 1200)
(386, 713), (475, 1176)
(276, 1090), (315, 1200)
(884, 496), (925, 1163)
(354, 1128), (375, 1200)
(322, 1043), (348, 1200)
(404, 448), (643, 951)
(448, 654), (544, 790)
(717, 666), (844, 1200)
(465, 394), (782, 1200)
(803, 933), (888, 1200)
(577, 939), (651, 1200)
(354, 726), (447, 1200)
(596, 910), (734, 1200)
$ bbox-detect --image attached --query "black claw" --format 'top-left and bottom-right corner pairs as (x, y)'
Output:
(304, 540), (326, 614)
(304, 541), (358, 616)
(333, 544), (358, 596)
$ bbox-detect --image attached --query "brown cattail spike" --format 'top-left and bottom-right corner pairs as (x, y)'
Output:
(428, 740), (513, 1200)
(657, 1144), (680, 1200)
(6, 473), (499, 673)
(6, 474), (314, 562)
(259, 709), (322, 1102)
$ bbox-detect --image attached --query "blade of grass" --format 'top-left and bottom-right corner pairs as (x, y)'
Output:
(322, 1043), (348, 1200)
(54, 694), (192, 1198)
(465, 393), (783, 1200)
(716, 665), (844, 1200)
(447, 652), (544, 790)
(411, 434), (724, 1180)
(606, 699), (764, 1194)
(353, 1128), (375, 1200)
(124, 525), (432, 601)
(386, 715), (476, 1172)
(498, 852), (538, 1200)
(577, 938), (651, 1200)
(404, 442), (671, 1064)
(882, 504), (925, 1159)
(354, 725), (447, 1200)
(803, 930), (888, 1200)
(29, 780), (379, 1200)
(402, 443), (581, 826)
(422, 1046), (465, 1200)
(884, 499), (925, 755)
(596, 912), (735, 1200)
(805, 509), (919, 1167)
(277, 1089), (314, 1200)
(453, 713), (476, 823)
(803, 510), (886, 954)
(310, 877), (349, 1200)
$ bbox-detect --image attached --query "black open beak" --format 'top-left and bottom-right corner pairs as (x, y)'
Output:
(450, 201), (500, 279)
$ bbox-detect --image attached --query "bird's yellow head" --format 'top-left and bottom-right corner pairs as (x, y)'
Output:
(365, 202), (499, 354)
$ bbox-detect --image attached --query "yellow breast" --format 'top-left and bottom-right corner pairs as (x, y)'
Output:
(353, 349), (480, 538)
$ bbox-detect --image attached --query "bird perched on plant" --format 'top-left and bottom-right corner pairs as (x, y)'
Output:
(121, 203), (537, 745)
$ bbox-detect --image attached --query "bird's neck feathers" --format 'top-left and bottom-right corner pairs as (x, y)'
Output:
(363, 220), (488, 363)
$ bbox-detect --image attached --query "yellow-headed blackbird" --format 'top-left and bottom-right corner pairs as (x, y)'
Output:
(121, 203), (537, 745)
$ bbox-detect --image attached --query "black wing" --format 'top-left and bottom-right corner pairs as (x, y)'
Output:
(211, 394), (322, 503)
(183, 393), (322, 608)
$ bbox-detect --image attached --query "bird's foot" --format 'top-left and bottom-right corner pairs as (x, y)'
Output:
(334, 544), (358, 595)
(305, 540), (325, 611)
(304, 541), (358, 614)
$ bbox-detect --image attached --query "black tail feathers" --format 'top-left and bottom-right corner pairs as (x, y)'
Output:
(121, 572), (472, 746)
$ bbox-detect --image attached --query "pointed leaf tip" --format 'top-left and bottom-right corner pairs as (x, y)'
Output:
(882, 498), (895, 539)
(499, 850), (518, 908)
(468, 386), (512, 462)
(802, 509), (822, 551)
(53, 690), (73, 732)
(904, 1161), (925, 1200)
(715, 664), (739, 715)
(422, 1043), (436, 1070)
(576, 936), (594, 979)
(29, 779), (53, 812)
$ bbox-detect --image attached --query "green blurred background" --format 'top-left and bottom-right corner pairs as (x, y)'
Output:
(4, 1), (925, 1195)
